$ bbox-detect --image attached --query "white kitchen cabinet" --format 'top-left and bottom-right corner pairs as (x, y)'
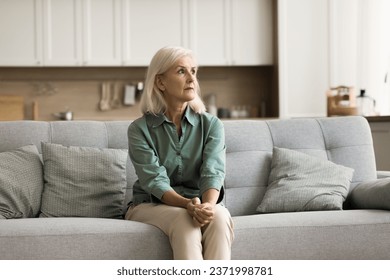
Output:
(0, 0), (273, 67)
(0, 0), (121, 66)
(122, 0), (188, 66)
(189, 0), (229, 66)
(43, 0), (82, 66)
(328, 0), (359, 88)
(0, 0), (43, 66)
(278, 0), (329, 118)
(189, 0), (273, 66)
(82, 0), (122, 65)
(230, 0), (273, 65)
(91, 0), (274, 66)
(45, 0), (122, 66)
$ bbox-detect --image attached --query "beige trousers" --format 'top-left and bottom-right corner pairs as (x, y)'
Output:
(125, 203), (234, 260)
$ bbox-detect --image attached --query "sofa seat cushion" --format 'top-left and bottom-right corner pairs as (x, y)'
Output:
(232, 209), (390, 259)
(40, 143), (128, 219)
(0, 145), (43, 219)
(257, 147), (354, 213)
(0, 218), (172, 259)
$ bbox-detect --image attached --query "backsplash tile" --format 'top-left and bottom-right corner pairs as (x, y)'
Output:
(0, 66), (275, 120)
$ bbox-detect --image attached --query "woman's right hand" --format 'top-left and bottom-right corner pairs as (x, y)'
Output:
(187, 197), (214, 227)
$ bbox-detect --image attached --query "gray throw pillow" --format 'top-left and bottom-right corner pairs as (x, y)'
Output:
(40, 142), (127, 219)
(257, 147), (354, 213)
(350, 178), (390, 210)
(0, 145), (43, 219)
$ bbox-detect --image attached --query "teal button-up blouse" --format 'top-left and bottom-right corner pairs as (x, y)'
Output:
(127, 106), (226, 205)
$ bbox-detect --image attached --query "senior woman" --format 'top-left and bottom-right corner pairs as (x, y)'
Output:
(125, 46), (234, 260)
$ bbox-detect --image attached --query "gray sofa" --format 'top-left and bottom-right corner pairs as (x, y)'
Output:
(1, 116), (389, 260)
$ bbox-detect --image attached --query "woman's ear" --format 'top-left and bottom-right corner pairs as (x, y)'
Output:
(156, 75), (165, 92)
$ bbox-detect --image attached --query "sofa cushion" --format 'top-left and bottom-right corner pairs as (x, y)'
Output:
(0, 145), (43, 219)
(257, 147), (354, 213)
(350, 178), (390, 210)
(40, 142), (127, 219)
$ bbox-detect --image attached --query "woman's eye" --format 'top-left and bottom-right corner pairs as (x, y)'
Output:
(177, 68), (196, 75)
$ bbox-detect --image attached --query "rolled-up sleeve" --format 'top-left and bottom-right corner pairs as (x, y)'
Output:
(128, 122), (173, 200)
(199, 118), (226, 196)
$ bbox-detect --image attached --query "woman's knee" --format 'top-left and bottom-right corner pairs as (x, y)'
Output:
(212, 205), (233, 228)
(202, 205), (234, 241)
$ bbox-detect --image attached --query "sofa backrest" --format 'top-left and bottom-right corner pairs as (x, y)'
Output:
(0, 116), (377, 217)
(0, 120), (135, 216)
(223, 116), (377, 215)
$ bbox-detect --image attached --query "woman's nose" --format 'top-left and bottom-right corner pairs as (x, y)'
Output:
(187, 72), (195, 82)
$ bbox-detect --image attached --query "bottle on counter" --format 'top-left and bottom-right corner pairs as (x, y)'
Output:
(205, 93), (218, 116)
(356, 89), (376, 116)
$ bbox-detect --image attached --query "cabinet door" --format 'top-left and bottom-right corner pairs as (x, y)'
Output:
(82, 0), (122, 65)
(122, 0), (188, 66)
(278, 0), (329, 118)
(231, 0), (273, 65)
(189, 0), (230, 66)
(0, 0), (43, 66)
(43, 0), (82, 66)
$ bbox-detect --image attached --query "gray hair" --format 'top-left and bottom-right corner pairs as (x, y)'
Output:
(140, 46), (206, 115)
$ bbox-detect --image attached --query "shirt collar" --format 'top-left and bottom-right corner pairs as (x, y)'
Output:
(145, 112), (166, 128)
(146, 106), (199, 128)
(183, 106), (199, 126)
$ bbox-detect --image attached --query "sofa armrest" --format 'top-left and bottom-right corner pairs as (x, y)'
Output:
(350, 178), (390, 210)
(377, 171), (390, 179)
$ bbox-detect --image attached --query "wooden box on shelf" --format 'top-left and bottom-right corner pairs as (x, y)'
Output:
(0, 95), (24, 121)
(327, 86), (358, 116)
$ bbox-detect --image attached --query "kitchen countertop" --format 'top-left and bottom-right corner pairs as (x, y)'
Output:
(365, 116), (390, 122)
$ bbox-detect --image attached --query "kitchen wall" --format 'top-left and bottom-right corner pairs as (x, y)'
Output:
(278, 0), (390, 118)
(0, 66), (275, 121)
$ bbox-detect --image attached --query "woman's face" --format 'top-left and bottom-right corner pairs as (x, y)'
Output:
(158, 56), (198, 107)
